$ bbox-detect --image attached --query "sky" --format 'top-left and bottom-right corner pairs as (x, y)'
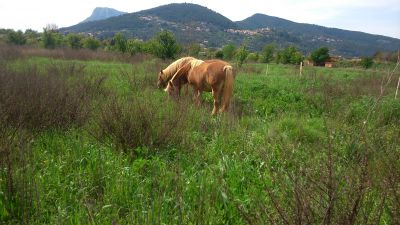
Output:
(0, 0), (399, 38)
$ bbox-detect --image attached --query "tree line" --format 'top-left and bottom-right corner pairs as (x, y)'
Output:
(2, 27), (396, 68)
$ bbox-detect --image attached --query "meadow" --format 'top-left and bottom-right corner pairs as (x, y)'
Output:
(0, 46), (399, 224)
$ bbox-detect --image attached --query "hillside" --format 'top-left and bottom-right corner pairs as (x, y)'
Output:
(237, 13), (400, 57)
(81, 7), (126, 23)
(61, 3), (400, 57)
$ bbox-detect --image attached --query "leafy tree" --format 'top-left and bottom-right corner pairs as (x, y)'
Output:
(113, 33), (127, 53)
(246, 52), (259, 62)
(360, 57), (374, 69)
(127, 39), (144, 55)
(277, 46), (303, 65)
(222, 43), (236, 60)
(152, 31), (181, 60)
(235, 45), (249, 67)
(42, 27), (61, 49)
(7, 30), (26, 45)
(24, 29), (40, 45)
(310, 47), (330, 66)
(83, 37), (100, 50)
(260, 43), (275, 63)
(66, 33), (83, 49)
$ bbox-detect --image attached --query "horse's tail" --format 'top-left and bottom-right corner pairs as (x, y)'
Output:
(221, 65), (235, 112)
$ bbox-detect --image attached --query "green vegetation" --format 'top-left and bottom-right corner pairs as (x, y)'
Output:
(259, 43), (275, 63)
(57, 3), (400, 57)
(360, 56), (374, 69)
(1, 45), (399, 224)
(276, 45), (303, 65)
(310, 46), (330, 66)
(222, 43), (236, 60)
(7, 30), (26, 45)
(151, 30), (181, 60)
(235, 45), (249, 67)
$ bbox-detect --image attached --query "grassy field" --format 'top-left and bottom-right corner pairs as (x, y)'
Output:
(1, 48), (399, 224)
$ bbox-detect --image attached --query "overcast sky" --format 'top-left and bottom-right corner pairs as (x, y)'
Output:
(0, 0), (399, 38)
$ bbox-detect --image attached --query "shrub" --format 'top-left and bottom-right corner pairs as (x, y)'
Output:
(94, 93), (192, 157)
(0, 62), (102, 131)
(260, 43), (275, 63)
(222, 43), (236, 60)
(310, 47), (330, 66)
(235, 45), (249, 67)
(83, 37), (101, 50)
(360, 57), (374, 69)
(214, 50), (223, 59)
(7, 30), (26, 45)
(66, 33), (83, 49)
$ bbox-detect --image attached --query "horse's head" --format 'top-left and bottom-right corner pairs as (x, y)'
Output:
(157, 70), (167, 89)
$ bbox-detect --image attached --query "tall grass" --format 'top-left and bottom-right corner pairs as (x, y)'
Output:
(0, 54), (399, 224)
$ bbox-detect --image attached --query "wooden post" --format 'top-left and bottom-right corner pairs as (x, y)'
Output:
(266, 64), (269, 76)
(299, 61), (303, 77)
(395, 75), (400, 99)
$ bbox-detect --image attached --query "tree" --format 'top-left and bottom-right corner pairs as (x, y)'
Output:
(66, 33), (83, 49)
(113, 33), (127, 53)
(7, 30), (26, 45)
(260, 43), (275, 63)
(24, 29), (40, 46)
(42, 27), (61, 49)
(277, 46), (303, 65)
(247, 52), (259, 62)
(310, 47), (330, 66)
(235, 45), (249, 67)
(83, 37), (101, 50)
(360, 57), (374, 69)
(222, 44), (236, 60)
(127, 39), (144, 56)
(152, 31), (181, 60)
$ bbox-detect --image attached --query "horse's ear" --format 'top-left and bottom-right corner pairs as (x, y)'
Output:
(160, 70), (163, 74)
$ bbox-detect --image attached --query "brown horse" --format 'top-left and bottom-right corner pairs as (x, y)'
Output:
(165, 60), (235, 115)
(157, 57), (203, 94)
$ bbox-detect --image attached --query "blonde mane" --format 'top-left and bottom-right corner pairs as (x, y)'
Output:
(189, 59), (204, 68)
(161, 57), (196, 81)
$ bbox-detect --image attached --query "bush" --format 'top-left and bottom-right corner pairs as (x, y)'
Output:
(66, 33), (83, 49)
(277, 45), (303, 64)
(7, 30), (26, 45)
(83, 37), (101, 50)
(310, 47), (330, 66)
(214, 50), (223, 59)
(360, 57), (374, 69)
(0, 62), (103, 131)
(235, 45), (249, 67)
(222, 43), (236, 60)
(94, 93), (192, 157)
(260, 43), (275, 63)
(113, 33), (127, 53)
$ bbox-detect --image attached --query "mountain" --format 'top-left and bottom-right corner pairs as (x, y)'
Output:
(237, 13), (400, 57)
(82, 7), (126, 23)
(61, 3), (400, 57)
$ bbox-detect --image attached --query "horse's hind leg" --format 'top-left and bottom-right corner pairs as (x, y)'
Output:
(211, 87), (221, 115)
